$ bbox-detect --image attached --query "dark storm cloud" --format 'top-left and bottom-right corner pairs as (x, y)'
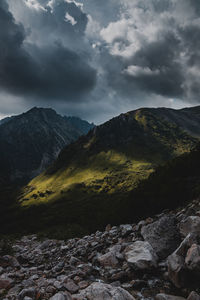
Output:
(97, 0), (200, 106)
(124, 33), (184, 98)
(0, 0), (96, 100)
(1, 0), (200, 123)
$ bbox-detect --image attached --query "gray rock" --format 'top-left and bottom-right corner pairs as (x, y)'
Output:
(98, 252), (118, 268)
(120, 225), (133, 237)
(185, 244), (200, 271)
(180, 216), (200, 237)
(125, 241), (158, 270)
(18, 287), (37, 300)
(0, 255), (20, 268)
(74, 282), (135, 300)
(187, 292), (200, 300)
(141, 215), (180, 259)
(0, 277), (13, 290)
(64, 279), (79, 294)
(156, 294), (186, 300)
(50, 292), (72, 300)
(167, 253), (186, 288)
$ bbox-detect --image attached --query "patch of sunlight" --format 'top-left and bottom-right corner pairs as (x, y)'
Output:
(19, 150), (154, 207)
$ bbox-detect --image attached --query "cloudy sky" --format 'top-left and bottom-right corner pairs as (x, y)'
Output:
(0, 0), (200, 123)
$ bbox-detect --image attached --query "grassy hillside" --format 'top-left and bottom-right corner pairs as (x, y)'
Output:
(20, 108), (196, 207)
(0, 107), (199, 238)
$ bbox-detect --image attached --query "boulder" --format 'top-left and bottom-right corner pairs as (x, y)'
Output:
(64, 279), (79, 294)
(98, 252), (118, 268)
(0, 277), (13, 290)
(50, 292), (72, 300)
(185, 244), (200, 271)
(74, 282), (135, 300)
(168, 234), (200, 288)
(141, 215), (180, 259)
(174, 233), (198, 257)
(156, 294), (186, 300)
(167, 253), (186, 288)
(180, 216), (200, 237)
(18, 288), (38, 300)
(187, 292), (200, 300)
(125, 241), (158, 270)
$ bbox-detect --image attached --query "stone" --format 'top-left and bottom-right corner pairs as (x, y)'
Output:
(167, 253), (187, 288)
(50, 292), (72, 300)
(0, 278), (13, 289)
(156, 294), (186, 300)
(0, 255), (20, 268)
(141, 215), (180, 259)
(187, 292), (200, 300)
(64, 279), (79, 294)
(125, 241), (158, 270)
(185, 244), (200, 271)
(180, 216), (200, 237)
(98, 252), (118, 268)
(174, 233), (198, 257)
(120, 225), (133, 237)
(74, 282), (135, 300)
(18, 288), (38, 300)
(78, 281), (89, 289)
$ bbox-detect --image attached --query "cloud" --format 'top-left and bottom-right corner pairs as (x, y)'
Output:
(96, 0), (200, 105)
(0, 0), (96, 101)
(1, 0), (200, 123)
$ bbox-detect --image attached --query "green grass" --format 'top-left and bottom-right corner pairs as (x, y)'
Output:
(20, 150), (154, 206)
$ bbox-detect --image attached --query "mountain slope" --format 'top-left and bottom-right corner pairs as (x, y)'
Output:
(21, 106), (199, 205)
(12, 106), (198, 233)
(0, 107), (94, 183)
(129, 142), (200, 217)
(0, 106), (199, 237)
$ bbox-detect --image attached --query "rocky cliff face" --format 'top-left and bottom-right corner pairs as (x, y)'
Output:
(0, 107), (94, 183)
(1, 198), (200, 299)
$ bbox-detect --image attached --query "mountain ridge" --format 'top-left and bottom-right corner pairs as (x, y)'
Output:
(15, 105), (199, 236)
(0, 107), (94, 183)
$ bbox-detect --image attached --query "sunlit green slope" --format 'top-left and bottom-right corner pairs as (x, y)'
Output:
(20, 108), (197, 208)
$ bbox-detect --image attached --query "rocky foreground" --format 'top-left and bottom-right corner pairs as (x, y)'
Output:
(1, 200), (200, 300)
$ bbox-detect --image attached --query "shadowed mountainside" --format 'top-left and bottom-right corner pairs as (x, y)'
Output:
(1, 106), (197, 237)
(0, 107), (94, 183)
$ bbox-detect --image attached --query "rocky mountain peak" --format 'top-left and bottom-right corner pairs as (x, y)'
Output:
(0, 107), (94, 183)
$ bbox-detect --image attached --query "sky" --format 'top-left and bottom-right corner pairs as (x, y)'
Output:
(0, 0), (200, 123)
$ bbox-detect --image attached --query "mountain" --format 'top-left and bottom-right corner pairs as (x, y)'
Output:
(129, 142), (200, 217)
(10, 106), (199, 236)
(0, 107), (94, 183)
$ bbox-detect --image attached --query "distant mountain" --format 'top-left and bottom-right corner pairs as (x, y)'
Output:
(0, 107), (94, 183)
(16, 106), (200, 236)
